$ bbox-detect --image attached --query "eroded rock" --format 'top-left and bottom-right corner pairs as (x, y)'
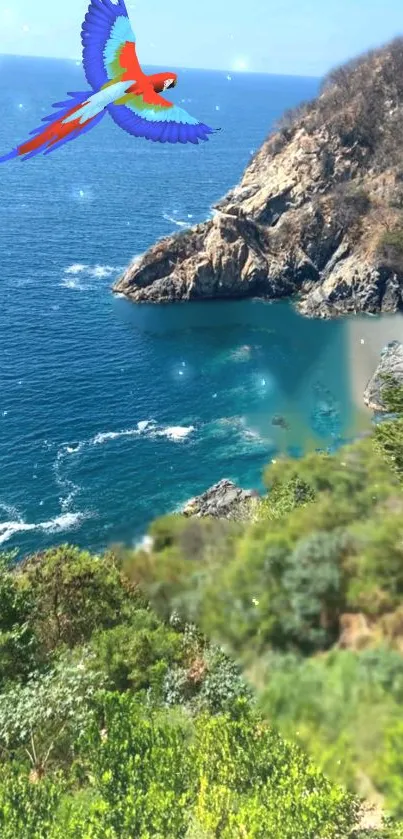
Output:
(182, 479), (259, 520)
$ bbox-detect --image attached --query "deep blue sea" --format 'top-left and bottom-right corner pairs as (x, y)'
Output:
(1, 55), (403, 557)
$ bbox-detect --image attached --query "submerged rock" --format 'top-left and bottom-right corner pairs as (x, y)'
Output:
(364, 340), (403, 411)
(114, 40), (403, 317)
(182, 479), (259, 520)
(271, 415), (290, 430)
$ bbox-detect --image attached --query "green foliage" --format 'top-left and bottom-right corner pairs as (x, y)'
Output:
(188, 709), (358, 838)
(61, 695), (358, 838)
(378, 721), (403, 817)
(257, 474), (316, 520)
(0, 765), (64, 839)
(375, 419), (403, 480)
(90, 610), (183, 696)
(347, 514), (403, 614)
(373, 378), (403, 480)
(164, 644), (253, 714)
(0, 695), (359, 838)
(18, 545), (144, 651)
(78, 692), (194, 838)
(0, 650), (104, 774)
(263, 440), (398, 524)
(0, 552), (39, 686)
(280, 530), (349, 651)
(378, 377), (403, 415)
(257, 648), (403, 793)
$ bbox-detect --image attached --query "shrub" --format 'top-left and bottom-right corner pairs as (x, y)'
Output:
(280, 530), (349, 652)
(0, 766), (64, 839)
(0, 650), (104, 775)
(90, 611), (184, 696)
(374, 380), (403, 480)
(17, 545), (144, 651)
(0, 552), (39, 686)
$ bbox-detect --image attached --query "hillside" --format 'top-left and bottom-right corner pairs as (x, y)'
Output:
(1, 361), (403, 835)
(114, 39), (403, 318)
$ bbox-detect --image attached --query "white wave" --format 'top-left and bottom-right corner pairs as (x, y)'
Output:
(52, 420), (194, 512)
(0, 501), (20, 521)
(229, 345), (253, 363)
(53, 446), (82, 511)
(61, 264), (122, 289)
(208, 416), (269, 447)
(90, 420), (193, 446)
(0, 511), (85, 547)
(88, 265), (119, 278)
(137, 420), (151, 432)
(156, 425), (195, 441)
(65, 264), (86, 275)
(61, 277), (86, 291)
(65, 444), (83, 454)
(92, 426), (144, 446)
(134, 534), (154, 553)
(163, 213), (188, 228)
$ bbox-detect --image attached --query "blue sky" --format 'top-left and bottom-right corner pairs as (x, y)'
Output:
(0, 0), (402, 76)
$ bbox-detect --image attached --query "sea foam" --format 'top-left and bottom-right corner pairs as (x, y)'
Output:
(0, 511), (85, 547)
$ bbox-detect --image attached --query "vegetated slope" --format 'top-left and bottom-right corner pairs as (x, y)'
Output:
(2, 383), (403, 835)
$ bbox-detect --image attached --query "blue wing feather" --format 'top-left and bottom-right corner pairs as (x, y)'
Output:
(81, 0), (135, 91)
(107, 100), (214, 145)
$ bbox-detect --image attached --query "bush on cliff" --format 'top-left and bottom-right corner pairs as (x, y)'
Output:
(0, 546), (362, 838)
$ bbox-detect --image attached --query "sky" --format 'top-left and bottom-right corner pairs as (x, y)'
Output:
(0, 0), (402, 77)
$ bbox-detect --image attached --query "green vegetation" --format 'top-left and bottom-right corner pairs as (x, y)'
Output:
(1, 380), (403, 836)
(0, 547), (360, 838)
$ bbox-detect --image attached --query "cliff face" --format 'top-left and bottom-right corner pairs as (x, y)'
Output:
(114, 40), (403, 318)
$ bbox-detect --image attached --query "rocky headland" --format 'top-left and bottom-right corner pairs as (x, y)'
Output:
(114, 40), (403, 318)
(182, 479), (259, 520)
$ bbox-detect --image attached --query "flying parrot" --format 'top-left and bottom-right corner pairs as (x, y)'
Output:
(0, 0), (216, 163)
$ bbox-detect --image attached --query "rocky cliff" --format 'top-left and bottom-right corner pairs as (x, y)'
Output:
(114, 39), (403, 317)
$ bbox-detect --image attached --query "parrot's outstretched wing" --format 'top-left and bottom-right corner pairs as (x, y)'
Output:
(81, 0), (142, 91)
(108, 86), (215, 144)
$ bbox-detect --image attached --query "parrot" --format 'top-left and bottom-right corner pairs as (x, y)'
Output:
(0, 0), (217, 163)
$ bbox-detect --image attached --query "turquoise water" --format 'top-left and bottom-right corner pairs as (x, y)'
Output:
(1, 56), (400, 557)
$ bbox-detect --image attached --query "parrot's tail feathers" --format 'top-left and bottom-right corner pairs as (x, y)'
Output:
(0, 91), (105, 162)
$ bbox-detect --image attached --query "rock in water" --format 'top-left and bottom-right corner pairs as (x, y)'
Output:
(271, 415), (290, 430)
(114, 41), (403, 317)
(364, 341), (403, 411)
(182, 479), (259, 520)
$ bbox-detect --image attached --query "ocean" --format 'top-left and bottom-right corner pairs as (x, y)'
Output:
(1, 55), (402, 557)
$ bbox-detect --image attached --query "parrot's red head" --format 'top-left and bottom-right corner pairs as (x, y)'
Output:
(149, 72), (178, 93)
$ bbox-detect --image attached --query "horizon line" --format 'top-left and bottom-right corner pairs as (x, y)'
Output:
(0, 51), (321, 81)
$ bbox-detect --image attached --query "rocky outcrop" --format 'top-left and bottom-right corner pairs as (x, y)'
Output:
(182, 479), (259, 520)
(364, 340), (403, 411)
(114, 40), (403, 317)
